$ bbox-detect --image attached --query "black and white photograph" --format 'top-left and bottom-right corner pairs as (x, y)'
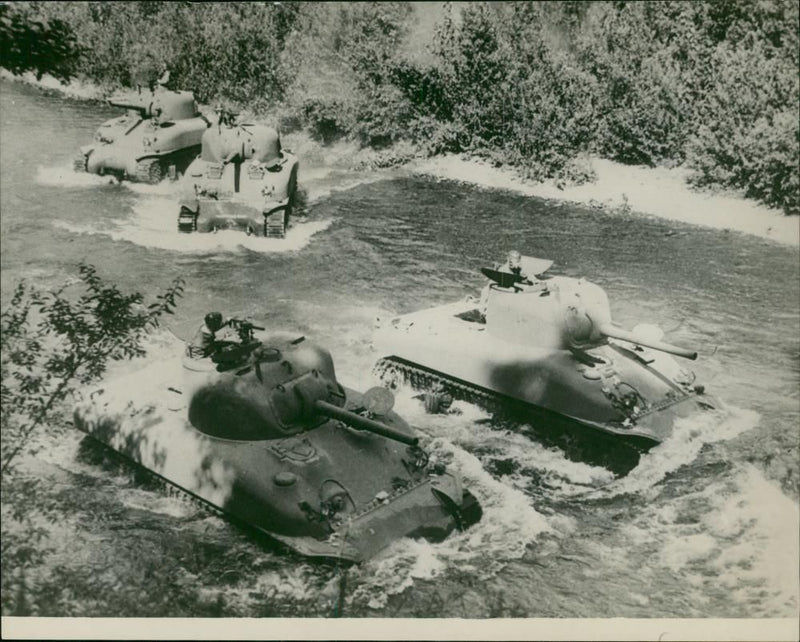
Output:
(1, 1), (798, 640)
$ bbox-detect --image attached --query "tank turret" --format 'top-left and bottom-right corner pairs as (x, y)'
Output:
(73, 327), (479, 561)
(374, 253), (719, 473)
(480, 267), (698, 359)
(189, 328), (417, 447)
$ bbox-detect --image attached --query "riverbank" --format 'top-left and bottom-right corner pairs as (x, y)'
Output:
(411, 155), (799, 247)
(4, 70), (798, 247)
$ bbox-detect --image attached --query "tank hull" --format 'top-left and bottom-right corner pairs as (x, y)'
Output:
(177, 124), (299, 238)
(178, 153), (299, 238)
(374, 298), (716, 451)
(73, 335), (477, 562)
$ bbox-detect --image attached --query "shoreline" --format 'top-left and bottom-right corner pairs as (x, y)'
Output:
(410, 155), (799, 247)
(4, 70), (798, 248)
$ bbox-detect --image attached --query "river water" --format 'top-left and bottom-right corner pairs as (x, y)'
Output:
(1, 79), (798, 619)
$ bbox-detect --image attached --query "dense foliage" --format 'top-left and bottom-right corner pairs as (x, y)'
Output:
(1, 0), (797, 212)
(0, 3), (82, 82)
(1, 265), (184, 614)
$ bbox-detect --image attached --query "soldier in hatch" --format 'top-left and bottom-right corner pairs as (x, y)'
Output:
(187, 311), (230, 358)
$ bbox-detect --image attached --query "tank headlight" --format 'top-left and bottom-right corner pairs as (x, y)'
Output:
(261, 185), (275, 198)
(142, 137), (152, 147)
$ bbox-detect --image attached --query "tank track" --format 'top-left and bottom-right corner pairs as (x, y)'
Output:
(85, 436), (225, 519)
(373, 356), (503, 414)
(264, 210), (287, 238)
(73, 152), (87, 172)
(134, 158), (164, 184)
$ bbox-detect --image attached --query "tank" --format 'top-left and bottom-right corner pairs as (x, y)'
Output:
(73, 322), (480, 562)
(177, 119), (299, 238)
(74, 87), (210, 183)
(373, 253), (719, 471)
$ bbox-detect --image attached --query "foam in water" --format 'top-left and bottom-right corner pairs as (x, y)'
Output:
(302, 169), (387, 205)
(52, 195), (333, 253)
(118, 488), (197, 519)
(36, 163), (184, 195)
(591, 402), (759, 499)
(338, 396), (562, 610)
(411, 154), (799, 245)
(621, 463), (800, 616)
(36, 163), (117, 188)
(343, 439), (558, 610)
(387, 383), (615, 494)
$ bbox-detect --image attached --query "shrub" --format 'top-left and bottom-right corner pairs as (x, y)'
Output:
(687, 41), (799, 213)
(1, 265), (184, 614)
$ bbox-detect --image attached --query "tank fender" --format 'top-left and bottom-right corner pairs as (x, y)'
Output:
(263, 199), (290, 216)
(429, 473), (467, 527)
(179, 198), (199, 215)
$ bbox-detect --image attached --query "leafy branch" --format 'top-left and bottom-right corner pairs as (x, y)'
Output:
(0, 263), (185, 474)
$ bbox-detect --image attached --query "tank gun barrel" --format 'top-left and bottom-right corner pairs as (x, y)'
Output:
(107, 94), (151, 114)
(314, 400), (419, 447)
(598, 324), (697, 360)
(228, 318), (265, 331)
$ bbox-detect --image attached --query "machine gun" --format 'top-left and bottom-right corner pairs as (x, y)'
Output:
(227, 318), (265, 343)
(211, 318), (266, 369)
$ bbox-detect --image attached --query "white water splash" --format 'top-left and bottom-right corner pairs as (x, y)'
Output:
(622, 463), (799, 616)
(52, 194), (333, 253)
(706, 466), (799, 614)
(36, 163), (118, 188)
(591, 403), (758, 499)
(36, 163), (183, 195)
(345, 420), (559, 610)
(0, 69), (106, 100)
(118, 488), (198, 519)
(303, 168), (388, 205)
(385, 383), (615, 493)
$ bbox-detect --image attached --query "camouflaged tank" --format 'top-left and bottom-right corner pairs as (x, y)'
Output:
(374, 253), (719, 469)
(177, 119), (299, 238)
(73, 322), (480, 562)
(74, 87), (210, 183)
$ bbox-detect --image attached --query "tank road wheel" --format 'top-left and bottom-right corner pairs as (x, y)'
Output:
(73, 152), (88, 173)
(135, 158), (164, 184)
(264, 210), (287, 239)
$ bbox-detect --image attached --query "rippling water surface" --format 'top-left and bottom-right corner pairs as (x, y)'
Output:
(2, 79), (798, 618)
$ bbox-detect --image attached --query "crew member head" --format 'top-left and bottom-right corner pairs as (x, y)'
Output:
(204, 312), (224, 332)
(507, 250), (522, 273)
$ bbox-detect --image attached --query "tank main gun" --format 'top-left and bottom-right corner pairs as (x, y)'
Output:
(106, 92), (152, 115)
(314, 399), (419, 447)
(597, 324), (697, 360)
